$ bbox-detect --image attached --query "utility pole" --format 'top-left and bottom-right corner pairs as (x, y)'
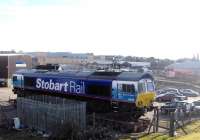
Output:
(112, 56), (120, 70)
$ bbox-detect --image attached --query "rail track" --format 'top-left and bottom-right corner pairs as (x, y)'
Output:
(87, 112), (151, 133)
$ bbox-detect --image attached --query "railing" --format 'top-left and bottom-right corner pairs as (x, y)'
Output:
(17, 96), (86, 133)
(148, 107), (200, 137)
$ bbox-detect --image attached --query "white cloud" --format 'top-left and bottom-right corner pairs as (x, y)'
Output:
(0, 0), (200, 59)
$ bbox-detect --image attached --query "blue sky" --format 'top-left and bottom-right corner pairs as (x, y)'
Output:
(0, 0), (200, 59)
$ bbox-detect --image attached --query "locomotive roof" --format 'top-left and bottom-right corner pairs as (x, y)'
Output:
(117, 72), (154, 81)
(15, 69), (154, 81)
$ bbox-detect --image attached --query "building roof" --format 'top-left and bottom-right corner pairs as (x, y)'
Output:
(46, 52), (90, 59)
(166, 61), (200, 70)
(26, 52), (92, 59)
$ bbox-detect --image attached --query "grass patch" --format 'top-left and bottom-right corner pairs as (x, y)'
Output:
(139, 133), (174, 140)
(176, 120), (200, 135)
(176, 132), (200, 140)
(138, 120), (200, 140)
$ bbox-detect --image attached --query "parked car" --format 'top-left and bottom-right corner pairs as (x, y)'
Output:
(156, 88), (182, 96)
(179, 89), (199, 97)
(0, 79), (7, 87)
(160, 101), (193, 114)
(156, 92), (187, 102)
(168, 91), (183, 96)
(163, 88), (179, 93)
(156, 89), (164, 95)
(192, 100), (200, 112)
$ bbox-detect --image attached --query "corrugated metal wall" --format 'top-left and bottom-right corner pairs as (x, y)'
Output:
(17, 96), (86, 133)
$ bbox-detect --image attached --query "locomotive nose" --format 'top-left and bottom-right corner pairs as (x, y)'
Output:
(136, 92), (155, 108)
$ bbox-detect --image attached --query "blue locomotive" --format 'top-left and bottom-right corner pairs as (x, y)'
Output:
(12, 69), (155, 118)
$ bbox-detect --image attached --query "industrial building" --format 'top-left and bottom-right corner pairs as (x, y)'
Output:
(0, 54), (32, 86)
(28, 52), (94, 65)
(165, 61), (200, 78)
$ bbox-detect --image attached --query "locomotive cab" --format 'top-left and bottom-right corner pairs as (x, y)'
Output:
(12, 74), (24, 89)
(111, 72), (155, 113)
(136, 79), (155, 108)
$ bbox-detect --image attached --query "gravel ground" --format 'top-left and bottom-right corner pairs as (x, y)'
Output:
(0, 87), (16, 102)
(0, 88), (45, 140)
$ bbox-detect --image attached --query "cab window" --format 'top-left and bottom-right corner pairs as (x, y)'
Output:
(121, 84), (135, 93)
(147, 82), (154, 92)
(13, 76), (17, 81)
(138, 82), (146, 93)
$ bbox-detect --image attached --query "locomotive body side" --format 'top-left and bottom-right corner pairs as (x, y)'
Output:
(13, 72), (113, 101)
(12, 70), (155, 117)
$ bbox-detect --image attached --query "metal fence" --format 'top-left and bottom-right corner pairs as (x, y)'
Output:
(168, 108), (197, 136)
(148, 107), (200, 137)
(17, 96), (86, 133)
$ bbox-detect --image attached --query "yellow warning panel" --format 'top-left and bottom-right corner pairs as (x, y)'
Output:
(136, 92), (155, 108)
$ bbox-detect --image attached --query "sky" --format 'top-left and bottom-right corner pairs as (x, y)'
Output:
(0, 0), (200, 59)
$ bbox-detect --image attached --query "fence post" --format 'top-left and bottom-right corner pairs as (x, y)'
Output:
(169, 112), (175, 137)
(189, 110), (192, 123)
(153, 108), (157, 133)
(156, 107), (159, 132)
